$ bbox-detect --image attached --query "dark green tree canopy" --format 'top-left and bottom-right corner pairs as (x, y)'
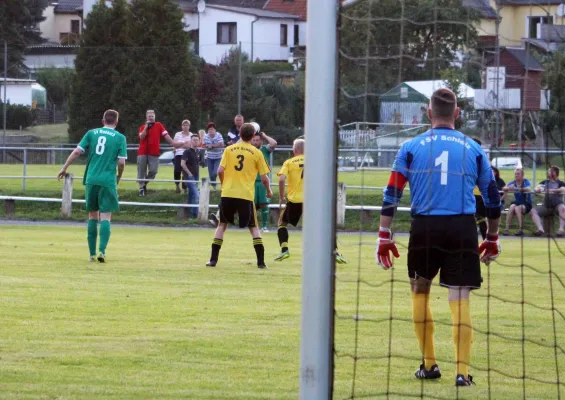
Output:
(0, 0), (47, 76)
(68, 0), (200, 142)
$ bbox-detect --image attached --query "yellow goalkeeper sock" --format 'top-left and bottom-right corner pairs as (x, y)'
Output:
(450, 299), (472, 376)
(411, 292), (436, 370)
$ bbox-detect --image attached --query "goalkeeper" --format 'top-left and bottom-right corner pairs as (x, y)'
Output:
(375, 88), (501, 387)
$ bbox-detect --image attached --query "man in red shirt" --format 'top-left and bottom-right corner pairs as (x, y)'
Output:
(137, 109), (177, 196)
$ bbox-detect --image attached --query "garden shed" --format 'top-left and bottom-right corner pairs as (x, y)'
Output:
(379, 80), (475, 125)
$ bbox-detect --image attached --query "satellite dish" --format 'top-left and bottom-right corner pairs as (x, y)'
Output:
(197, 0), (206, 13)
(558, 4), (565, 17)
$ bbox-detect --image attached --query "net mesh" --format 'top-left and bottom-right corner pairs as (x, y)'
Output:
(334, 0), (565, 398)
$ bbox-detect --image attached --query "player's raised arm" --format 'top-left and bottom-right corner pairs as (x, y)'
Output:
(476, 151), (502, 264)
(262, 132), (277, 151)
(375, 146), (408, 269)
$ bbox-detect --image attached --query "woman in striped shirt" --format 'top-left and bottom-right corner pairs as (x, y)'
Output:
(173, 120), (194, 193)
(203, 122), (225, 190)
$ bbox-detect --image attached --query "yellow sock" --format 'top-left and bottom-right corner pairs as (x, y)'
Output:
(411, 292), (436, 369)
(450, 299), (472, 376)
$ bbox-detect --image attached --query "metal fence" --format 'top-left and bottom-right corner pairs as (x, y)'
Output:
(0, 144), (563, 192)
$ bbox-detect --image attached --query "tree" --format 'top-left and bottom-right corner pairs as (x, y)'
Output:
(0, 0), (47, 76)
(541, 49), (565, 151)
(68, 0), (132, 142)
(68, 0), (200, 142)
(36, 68), (75, 110)
(115, 0), (200, 140)
(339, 0), (479, 124)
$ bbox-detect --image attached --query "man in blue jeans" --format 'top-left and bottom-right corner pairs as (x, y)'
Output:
(181, 134), (205, 218)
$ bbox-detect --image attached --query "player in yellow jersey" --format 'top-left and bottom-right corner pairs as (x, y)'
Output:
(274, 139), (347, 264)
(206, 123), (272, 269)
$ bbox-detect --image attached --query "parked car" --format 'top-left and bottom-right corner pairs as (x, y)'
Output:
(159, 151), (175, 165)
(491, 157), (522, 170)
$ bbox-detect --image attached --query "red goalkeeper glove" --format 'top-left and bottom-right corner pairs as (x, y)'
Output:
(479, 233), (501, 265)
(375, 227), (400, 270)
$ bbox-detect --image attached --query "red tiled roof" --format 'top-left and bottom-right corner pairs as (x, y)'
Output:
(264, 0), (307, 21)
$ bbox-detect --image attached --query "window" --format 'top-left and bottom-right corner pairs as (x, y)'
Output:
(528, 16), (553, 39)
(280, 24), (288, 46)
(217, 23), (237, 44)
(294, 25), (299, 46)
(71, 19), (80, 34)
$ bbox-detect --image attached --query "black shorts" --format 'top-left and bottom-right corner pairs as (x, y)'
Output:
(280, 201), (303, 227)
(219, 197), (257, 228)
(408, 215), (481, 289)
(475, 195), (486, 219)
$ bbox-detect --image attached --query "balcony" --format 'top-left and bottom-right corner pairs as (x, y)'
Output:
(59, 32), (81, 45)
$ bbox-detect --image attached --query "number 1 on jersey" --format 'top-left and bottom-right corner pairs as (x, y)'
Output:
(435, 151), (448, 185)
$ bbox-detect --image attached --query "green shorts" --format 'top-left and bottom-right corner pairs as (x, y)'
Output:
(85, 185), (120, 213)
(254, 181), (270, 205)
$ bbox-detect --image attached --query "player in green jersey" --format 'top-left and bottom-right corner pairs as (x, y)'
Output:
(250, 122), (277, 232)
(58, 110), (127, 262)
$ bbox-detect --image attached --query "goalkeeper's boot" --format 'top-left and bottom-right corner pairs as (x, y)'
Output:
(97, 253), (106, 263)
(206, 260), (217, 267)
(335, 253), (347, 264)
(89, 256), (96, 262)
(274, 250), (290, 262)
(414, 364), (441, 380)
(455, 374), (474, 387)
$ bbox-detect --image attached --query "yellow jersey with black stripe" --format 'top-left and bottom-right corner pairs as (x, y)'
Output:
(220, 141), (270, 201)
(278, 155), (305, 203)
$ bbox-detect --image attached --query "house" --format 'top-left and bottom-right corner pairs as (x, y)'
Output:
(25, 0), (82, 71)
(474, 47), (549, 110)
(0, 79), (47, 109)
(179, 1), (303, 65)
(378, 80), (475, 125)
(466, 0), (565, 50)
(39, 0), (83, 45)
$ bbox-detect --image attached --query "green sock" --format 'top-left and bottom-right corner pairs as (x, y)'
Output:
(261, 207), (270, 229)
(99, 220), (111, 254)
(87, 219), (98, 256)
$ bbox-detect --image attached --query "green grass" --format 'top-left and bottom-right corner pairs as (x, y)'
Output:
(0, 225), (564, 399)
(7, 123), (69, 143)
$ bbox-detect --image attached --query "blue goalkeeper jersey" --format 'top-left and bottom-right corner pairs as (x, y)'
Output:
(384, 128), (501, 216)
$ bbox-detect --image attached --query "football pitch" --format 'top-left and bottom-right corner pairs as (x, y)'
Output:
(1, 224), (565, 399)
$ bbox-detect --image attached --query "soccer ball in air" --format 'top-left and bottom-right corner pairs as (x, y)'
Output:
(250, 122), (260, 134)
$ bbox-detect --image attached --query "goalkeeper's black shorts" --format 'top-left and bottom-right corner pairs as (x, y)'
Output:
(407, 214), (481, 289)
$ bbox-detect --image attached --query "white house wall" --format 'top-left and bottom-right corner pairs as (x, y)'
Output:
(297, 21), (306, 46)
(39, 10), (82, 43)
(25, 54), (77, 70)
(252, 18), (293, 61)
(197, 7), (295, 64)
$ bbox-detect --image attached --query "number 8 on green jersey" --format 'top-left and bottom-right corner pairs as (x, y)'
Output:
(78, 127), (128, 212)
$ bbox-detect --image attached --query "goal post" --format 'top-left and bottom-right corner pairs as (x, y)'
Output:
(299, 0), (339, 399)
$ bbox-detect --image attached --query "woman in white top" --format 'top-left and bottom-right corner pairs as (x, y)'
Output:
(173, 120), (193, 193)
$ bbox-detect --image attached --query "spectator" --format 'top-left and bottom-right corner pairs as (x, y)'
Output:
(530, 166), (565, 237)
(181, 134), (205, 219)
(492, 166), (507, 205)
(137, 109), (177, 197)
(203, 122), (225, 190)
(173, 120), (193, 194)
(198, 129), (206, 147)
(502, 168), (532, 236)
(227, 114), (244, 145)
